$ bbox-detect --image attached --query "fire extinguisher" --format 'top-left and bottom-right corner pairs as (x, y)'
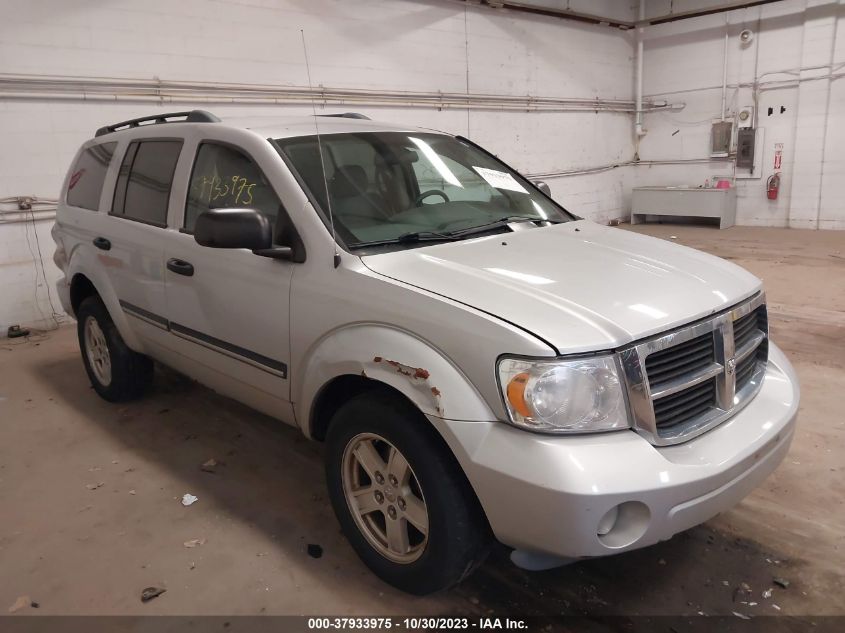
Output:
(767, 173), (780, 200)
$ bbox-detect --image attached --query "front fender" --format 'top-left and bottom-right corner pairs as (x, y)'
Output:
(296, 324), (497, 437)
(67, 244), (145, 352)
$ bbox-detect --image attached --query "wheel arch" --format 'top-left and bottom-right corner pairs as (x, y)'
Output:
(297, 324), (496, 441)
(66, 264), (144, 351)
(70, 273), (98, 316)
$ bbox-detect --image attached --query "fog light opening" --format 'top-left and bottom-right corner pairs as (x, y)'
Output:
(596, 505), (618, 536)
(596, 501), (650, 549)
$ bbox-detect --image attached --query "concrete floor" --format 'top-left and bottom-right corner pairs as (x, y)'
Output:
(1, 224), (843, 616)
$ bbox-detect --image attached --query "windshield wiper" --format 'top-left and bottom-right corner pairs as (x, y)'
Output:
(396, 230), (459, 243)
(351, 217), (558, 250)
(351, 231), (459, 249)
(446, 215), (557, 238)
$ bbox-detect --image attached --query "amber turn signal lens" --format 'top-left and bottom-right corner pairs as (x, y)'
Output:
(506, 372), (532, 418)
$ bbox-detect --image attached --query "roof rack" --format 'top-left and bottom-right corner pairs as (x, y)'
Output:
(95, 110), (220, 137)
(318, 112), (370, 120)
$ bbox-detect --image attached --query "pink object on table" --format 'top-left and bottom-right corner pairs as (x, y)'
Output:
(715, 179), (731, 189)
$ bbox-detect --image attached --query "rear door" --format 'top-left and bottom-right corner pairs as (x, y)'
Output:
(98, 138), (183, 348)
(160, 136), (296, 421)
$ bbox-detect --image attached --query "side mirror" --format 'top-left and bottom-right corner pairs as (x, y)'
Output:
(531, 180), (552, 197)
(194, 209), (292, 260)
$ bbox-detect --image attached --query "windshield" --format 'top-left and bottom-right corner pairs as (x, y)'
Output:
(274, 132), (571, 248)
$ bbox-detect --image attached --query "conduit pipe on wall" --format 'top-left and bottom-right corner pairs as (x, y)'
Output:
(721, 16), (729, 121)
(0, 74), (672, 114)
(0, 197), (58, 224)
(635, 0), (646, 137)
(527, 156), (733, 179)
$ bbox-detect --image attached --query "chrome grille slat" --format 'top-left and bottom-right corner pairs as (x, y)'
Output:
(734, 330), (765, 363)
(651, 362), (723, 399)
(619, 292), (769, 446)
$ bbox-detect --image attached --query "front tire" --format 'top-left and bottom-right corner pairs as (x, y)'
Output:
(77, 296), (153, 402)
(325, 391), (490, 594)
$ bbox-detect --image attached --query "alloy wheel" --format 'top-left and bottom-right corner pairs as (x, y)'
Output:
(341, 432), (429, 564)
(84, 316), (112, 386)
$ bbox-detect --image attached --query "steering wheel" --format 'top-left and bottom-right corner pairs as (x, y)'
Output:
(415, 189), (450, 206)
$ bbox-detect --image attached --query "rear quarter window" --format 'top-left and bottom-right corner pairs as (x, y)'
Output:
(66, 142), (117, 210)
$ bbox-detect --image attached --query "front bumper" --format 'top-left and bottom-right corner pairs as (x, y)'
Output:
(430, 343), (798, 559)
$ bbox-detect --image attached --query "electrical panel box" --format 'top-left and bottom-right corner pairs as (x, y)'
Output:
(711, 121), (733, 156)
(736, 128), (756, 169)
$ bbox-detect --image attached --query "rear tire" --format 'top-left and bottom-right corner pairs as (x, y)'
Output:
(325, 390), (490, 594)
(77, 296), (153, 402)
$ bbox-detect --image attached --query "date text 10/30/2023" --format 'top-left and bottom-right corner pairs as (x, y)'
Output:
(307, 617), (528, 630)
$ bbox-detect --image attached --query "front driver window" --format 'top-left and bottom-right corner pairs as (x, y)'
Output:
(185, 143), (281, 233)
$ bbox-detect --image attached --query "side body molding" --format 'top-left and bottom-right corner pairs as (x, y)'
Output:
(296, 325), (497, 437)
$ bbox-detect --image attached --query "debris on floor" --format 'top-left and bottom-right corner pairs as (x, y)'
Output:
(181, 493), (198, 507)
(732, 581), (752, 602)
(140, 587), (166, 603)
(85, 482), (104, 491)
(762, 588), (773, 599)
(732, 611), (751, 620)
(8, 596), (31, 613)
(200, 458), (219, 473)
(183, 538), (206, 548)
(307, 544), (323, 559)
(773, 577), (790, 589)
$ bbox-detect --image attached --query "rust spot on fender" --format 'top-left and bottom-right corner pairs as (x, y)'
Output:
(373, 357), (431, 381)
(371, 357), (443, 417)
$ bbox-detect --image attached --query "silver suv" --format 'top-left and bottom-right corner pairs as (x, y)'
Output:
(53, 110), (799, 594)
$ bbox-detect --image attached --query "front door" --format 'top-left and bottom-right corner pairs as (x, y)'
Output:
(162, 140), (295, 421)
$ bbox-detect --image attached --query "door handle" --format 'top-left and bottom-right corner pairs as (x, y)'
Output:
(167, 258), (194, 277)
(93, 237), (111, 251)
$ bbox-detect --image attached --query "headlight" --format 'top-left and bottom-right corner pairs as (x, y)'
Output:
(498, 356), (629, 433)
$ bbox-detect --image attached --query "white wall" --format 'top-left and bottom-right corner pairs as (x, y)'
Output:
(637, 0), (845, 229)
(0, 0), (637, 332)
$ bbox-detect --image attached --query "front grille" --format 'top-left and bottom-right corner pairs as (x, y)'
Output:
(734, 308), (759, 350)
(735, 353), (757, 392)
(620, 293), (769, 446)
(645, 332), (715, 390)
(653, 377), (717, 428)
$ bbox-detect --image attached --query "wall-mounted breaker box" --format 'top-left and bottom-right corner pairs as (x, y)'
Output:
(736, 127), (765, 180)
(711, 121), (733, 157)
(736, 128), (756, 169)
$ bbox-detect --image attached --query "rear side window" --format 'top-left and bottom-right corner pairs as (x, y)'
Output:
(184, 143), (281, 233)
(112, 140), (183, 226)
(66, 143), (117, 210)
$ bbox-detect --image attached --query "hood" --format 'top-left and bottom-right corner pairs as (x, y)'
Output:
(361, 221), (761, 354)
